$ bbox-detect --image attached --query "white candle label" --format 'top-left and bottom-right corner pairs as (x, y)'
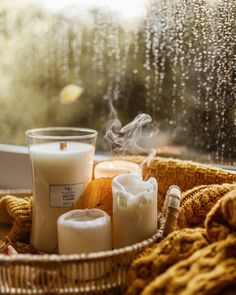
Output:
(49, 183), (84, 207)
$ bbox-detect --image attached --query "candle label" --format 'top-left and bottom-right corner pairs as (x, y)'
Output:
(49, 183), (84, 207)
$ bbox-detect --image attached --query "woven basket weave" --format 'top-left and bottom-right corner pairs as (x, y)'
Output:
(0, 227), (163, 294)
(0, 156), (236, 294)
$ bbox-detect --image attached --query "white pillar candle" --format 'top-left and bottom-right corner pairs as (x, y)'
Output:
(58, 209), (112, 280)
(58, 209), (111, 253)
(94, 160), (142, 179)
(29, 142), (95, 253)
(112, 173), (158, 249)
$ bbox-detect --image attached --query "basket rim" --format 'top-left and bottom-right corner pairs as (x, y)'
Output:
(0, 225), (163, 263)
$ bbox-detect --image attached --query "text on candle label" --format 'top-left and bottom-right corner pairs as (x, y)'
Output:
(49, 183), (84, 207)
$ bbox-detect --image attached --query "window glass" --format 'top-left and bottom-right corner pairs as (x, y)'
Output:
(0, 0), (235, 165)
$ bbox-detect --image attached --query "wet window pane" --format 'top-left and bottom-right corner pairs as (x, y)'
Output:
(0, 0), (235, 165)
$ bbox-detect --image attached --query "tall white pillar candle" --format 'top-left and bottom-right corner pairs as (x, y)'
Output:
(58, 209), (112, 280)
(29, 141), (95, 253)
(94, 160), (142, 179)
(112, 173), (158, 249)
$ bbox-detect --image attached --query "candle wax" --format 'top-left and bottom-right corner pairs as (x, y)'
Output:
(58, 209), (112, 254)
(30, 142), (95, 253)
(112, 173), (158, 248)
(58, 209), (112, 280)
(94, 160), (141, 178)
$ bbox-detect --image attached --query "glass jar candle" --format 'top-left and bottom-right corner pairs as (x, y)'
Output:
(26, 127), (97, 253)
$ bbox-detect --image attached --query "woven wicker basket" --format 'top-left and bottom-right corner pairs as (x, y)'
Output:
(0, 225), (164, 294)
(0, 156), (236, 294)
(0, 193), (164, 294)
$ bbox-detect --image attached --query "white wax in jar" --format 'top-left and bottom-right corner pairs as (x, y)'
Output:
(29, 142), (95, 253)
(57, 209), (112, 280)
(112, 173), (158, 249)
(94, 160), (141, 179)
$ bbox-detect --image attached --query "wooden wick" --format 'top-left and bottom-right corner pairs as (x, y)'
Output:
(60, 142), (68, 150)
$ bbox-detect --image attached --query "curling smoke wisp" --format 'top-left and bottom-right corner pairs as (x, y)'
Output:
(105, 113), (159, 167)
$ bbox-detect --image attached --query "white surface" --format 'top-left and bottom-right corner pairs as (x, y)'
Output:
(0, 144), (32, 189)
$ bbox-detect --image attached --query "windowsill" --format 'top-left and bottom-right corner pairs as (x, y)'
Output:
(0, 144), (28, 154)
(0, 144), (235, 189)
(0, 144), (109, 189)
(0, 144), (32, 189)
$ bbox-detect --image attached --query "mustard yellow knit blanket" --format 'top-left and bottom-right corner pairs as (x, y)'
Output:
(0, 195), (32, 243)
(126, 188), (236, 295)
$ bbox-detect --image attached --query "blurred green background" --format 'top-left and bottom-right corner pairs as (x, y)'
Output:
(0, 0), (235, 164)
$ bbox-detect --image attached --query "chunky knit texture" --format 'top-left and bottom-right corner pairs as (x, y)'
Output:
(0, 195), (32, 242)
(141, 235), (236, 295)
(126, 228), (208, 295)
(205, 188), (236, 242)
(178, 183), (236, 228)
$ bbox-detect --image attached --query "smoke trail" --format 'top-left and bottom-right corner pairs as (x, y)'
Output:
(105, 113), (159, 167)
(105, 86), (122, 147)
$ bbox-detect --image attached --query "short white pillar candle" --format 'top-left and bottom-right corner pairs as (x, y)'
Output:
(112, 173), (158, 249)
(58, 209), (112, 280)
(94, 160), (142, 179)
(58, 209), (112, 254)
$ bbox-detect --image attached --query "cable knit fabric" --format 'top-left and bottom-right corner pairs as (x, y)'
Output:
(0, 195), (32, 242)
(178, 183), (236, 228)
(126, 228), (208, 295)
(205, 188), (236, 242)
(141, 235), (236, 295)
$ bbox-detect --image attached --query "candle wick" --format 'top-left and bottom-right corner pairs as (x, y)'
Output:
(60, 142), (68, 150)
